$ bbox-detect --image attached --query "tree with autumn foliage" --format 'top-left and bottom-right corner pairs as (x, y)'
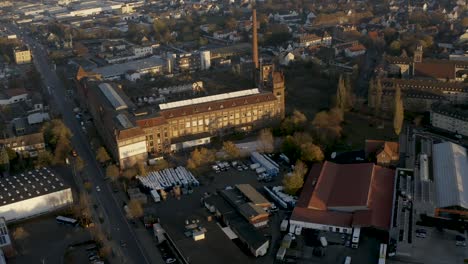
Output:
(283, 160), (308, 195)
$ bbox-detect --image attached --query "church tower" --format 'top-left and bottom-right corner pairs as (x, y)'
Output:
(414, 45), (423, 63)
(272, 72), (285, 119)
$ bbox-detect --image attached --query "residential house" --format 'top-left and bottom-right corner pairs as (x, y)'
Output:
(279, 52), (295, 66)
(0, 88), (29, 106)
(294, 33), (332, 48)
(0, 132), (45, 157)
(13, 46), (32, 64)
(345, 44), (366, 58)
(365, 140), (399, 166)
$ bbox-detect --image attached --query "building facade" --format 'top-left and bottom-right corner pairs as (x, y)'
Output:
(78, 71), (285, 167)
(430, 104), (468, 136)
(14, 47), (32, 64)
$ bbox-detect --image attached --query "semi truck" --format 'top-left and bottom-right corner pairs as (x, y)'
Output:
(150, 190), (161, 203)
(352, 227), (361, 248)
(280, 219), (289, 232)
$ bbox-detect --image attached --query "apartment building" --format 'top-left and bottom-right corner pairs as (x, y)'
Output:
(14, 47), (32, 64)
(430, 104), (468, 137)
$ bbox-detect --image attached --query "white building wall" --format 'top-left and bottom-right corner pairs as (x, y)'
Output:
(0, 188), (73, 222)
(200, 51), (211, 70)
(0, 94), (28, 106)
(290, 219), (353, 234)
(118, 141), (147, 160)
(431, 111), (468, 136)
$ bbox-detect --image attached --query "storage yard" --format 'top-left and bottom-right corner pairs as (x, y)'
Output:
(144, 158), (287, 264)
(137, 166), (199, 191)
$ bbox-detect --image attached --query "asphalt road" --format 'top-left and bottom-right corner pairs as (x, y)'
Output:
(7, 25), (154, 264)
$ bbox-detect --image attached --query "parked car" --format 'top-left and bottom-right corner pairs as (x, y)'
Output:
(456, 235), (466, 246)
(415, 229), (427, 238)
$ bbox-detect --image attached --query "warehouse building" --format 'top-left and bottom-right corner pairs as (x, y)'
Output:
(290, 162), (395, 233)
(0, 168), (73, 222)
(203, 195), (269, 257)
(432, 142), (468, 218)
(236, 184), (271, 209)
(93, 56), (165, 81)
(220, 187), (269, 228)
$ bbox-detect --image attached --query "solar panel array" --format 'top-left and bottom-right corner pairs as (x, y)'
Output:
(0, 167), (68, 206)
(159, 88), (260, 110)
(99, 83), (128, 111)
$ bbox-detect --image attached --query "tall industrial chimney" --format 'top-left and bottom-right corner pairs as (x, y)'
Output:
(252, 8), (259, 79)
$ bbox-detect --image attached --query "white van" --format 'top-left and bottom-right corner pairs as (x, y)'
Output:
(344, 256), (351, 264)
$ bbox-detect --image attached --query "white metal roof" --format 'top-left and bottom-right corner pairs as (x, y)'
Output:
(159, 88), (260, 110)
(94, 56), (164, 78)
(0, 167), (69, 206)
(433, 142), (468, 209)
(98, 83), (128, 111)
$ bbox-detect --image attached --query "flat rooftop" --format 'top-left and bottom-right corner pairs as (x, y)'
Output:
(0, 167), (70, 206)
(93, 56), (164, 78)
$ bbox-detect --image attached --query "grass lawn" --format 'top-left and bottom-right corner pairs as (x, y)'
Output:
(341, 112), (398, 150)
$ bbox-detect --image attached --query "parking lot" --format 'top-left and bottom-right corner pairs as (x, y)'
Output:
(8, 214), (91, 264)
(390, 227), (467, 264)
(150, 158), (286, 264)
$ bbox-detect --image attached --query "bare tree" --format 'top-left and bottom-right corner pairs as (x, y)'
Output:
(257, 129), (274, 153)
(13, 227), (29, 240)
(393, 85), (404, 135)
(96, 147), (111, 164)
(105, 164), (120, 181)
(75, 157), (85, 173)
(375, 78), (383, 117)
(336, 75), (348, 111)
(135, 162), (147, 176)
(222, 141), (241, 159)
(122, 167), (137, 179)
(312, 108), (344, 144)
(283, 160), (308, 195)
(187, 147), (215, 169)
(280, 110), (308, 135)
(127, 199), (144, 219)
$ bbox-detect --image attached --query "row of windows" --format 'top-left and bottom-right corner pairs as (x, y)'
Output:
(118, 136), (146, 147)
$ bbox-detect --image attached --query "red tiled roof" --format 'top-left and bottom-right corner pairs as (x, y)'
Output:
(308, 162), (374, 209)
(414, 61), (455, 80)
(365, 140), (399, 157)
(291, 207), (353, 227)
(354, 166), (395, 228)
(291, 161), (395, 230)
(368, 31), (379, 39)
(384, 55), (412, 64)
(4, 88), (28, 97)
(347, 44), (366, 52)
(160, 93), (277, 120)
